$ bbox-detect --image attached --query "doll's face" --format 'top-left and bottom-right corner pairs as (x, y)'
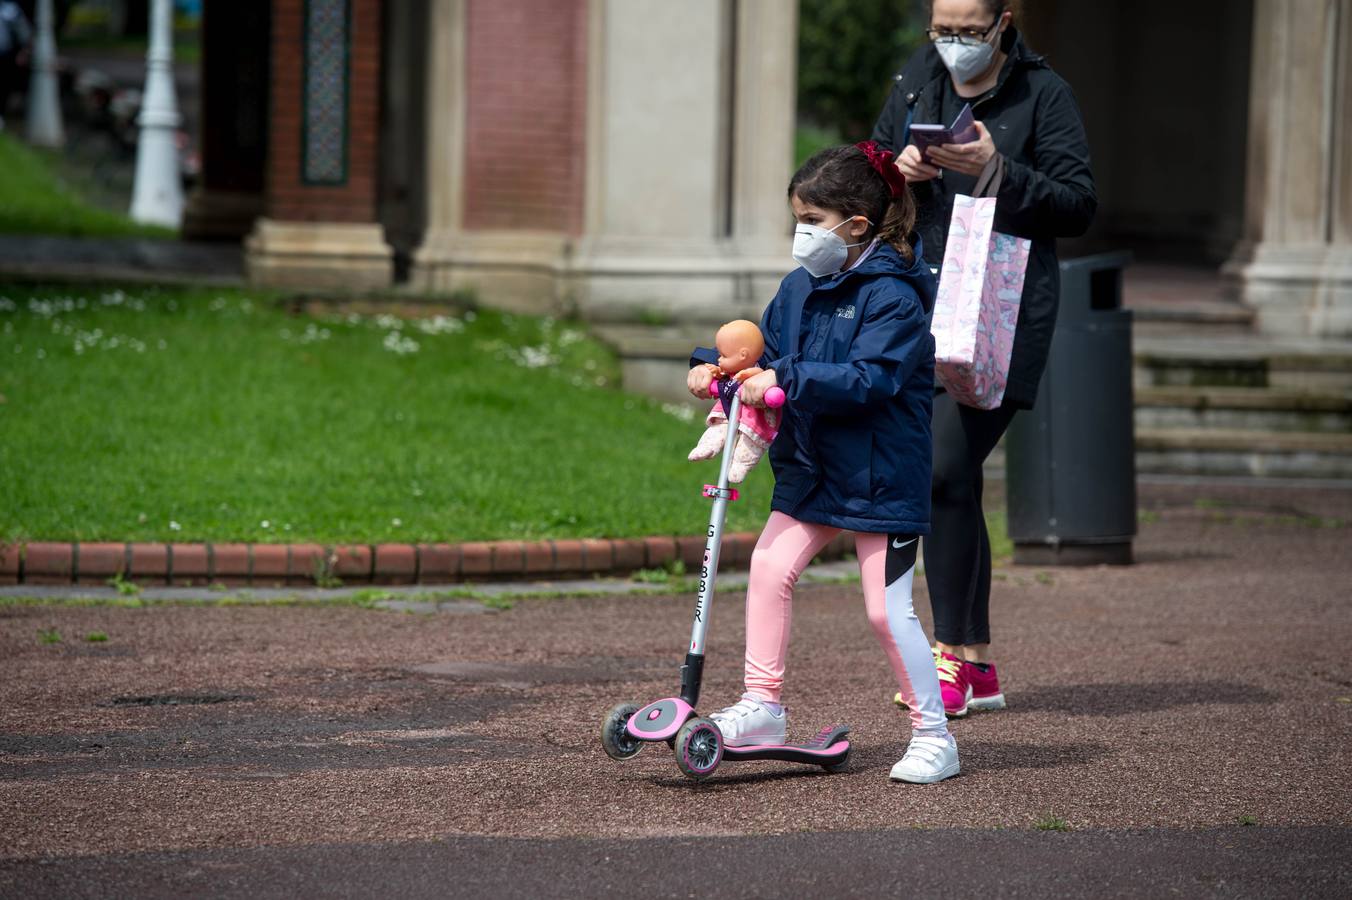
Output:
(716, 340), (752, 373)
(715, 324), (763, 374)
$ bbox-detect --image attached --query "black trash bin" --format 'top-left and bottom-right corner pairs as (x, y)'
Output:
(1005, 252), (1136, 566)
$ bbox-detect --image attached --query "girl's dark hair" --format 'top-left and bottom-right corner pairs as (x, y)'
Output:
(788, 145), (917, 264)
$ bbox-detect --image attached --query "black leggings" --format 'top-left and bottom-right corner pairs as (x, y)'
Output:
(924, 391), (1018, 646)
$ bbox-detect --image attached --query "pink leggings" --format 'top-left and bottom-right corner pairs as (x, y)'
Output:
(743, 511), (948, 736)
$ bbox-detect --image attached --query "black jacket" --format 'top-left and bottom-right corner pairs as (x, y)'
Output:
(871, 27), (1096, 408)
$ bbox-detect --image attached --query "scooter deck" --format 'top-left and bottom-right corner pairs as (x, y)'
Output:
(722, 724), (850, 765)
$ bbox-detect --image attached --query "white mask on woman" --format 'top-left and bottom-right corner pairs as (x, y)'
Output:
(935, 28), (1000, 84)
(792, 218), (869, 277)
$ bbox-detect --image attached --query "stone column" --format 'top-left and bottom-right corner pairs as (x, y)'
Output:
(1237, 0), (1352, 337)
(408, 0), (470, 295)
(572, 0), (796, 323)
(181, 0), (270, 241)
(411, 0), (587, 311)
(574, 0), (798, 399)
(730, 0), (800, 282)
(245, 0), (393, 290)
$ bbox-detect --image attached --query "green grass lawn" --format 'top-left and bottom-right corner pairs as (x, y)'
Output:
(0, 133), (173, 239)
(0, 284), (777, 544)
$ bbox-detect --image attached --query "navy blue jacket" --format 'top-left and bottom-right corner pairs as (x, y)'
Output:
(697, 242), (937, 534)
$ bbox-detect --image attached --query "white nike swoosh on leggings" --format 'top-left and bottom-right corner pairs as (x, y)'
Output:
(892, 537), (917, 549)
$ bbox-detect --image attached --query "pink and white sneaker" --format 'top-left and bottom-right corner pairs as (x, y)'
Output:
(966, 661), (1006, 710)
(893, 651), (1005, 716)
(933, 651), (971, 717)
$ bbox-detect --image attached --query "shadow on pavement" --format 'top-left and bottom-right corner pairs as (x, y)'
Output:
(647, 766), (839, 790)
(1007, 680), (1278, 717)
(960, 740), (1114, 771)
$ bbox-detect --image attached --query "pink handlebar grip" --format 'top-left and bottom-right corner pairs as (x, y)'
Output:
(709, 380), (786, 407)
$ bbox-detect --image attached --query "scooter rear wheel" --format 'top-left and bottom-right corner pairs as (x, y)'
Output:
(600, 703), (643, 761)
(674, 717), (723, 780)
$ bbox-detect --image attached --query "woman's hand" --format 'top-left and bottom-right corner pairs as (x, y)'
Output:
(739, 368), (778, 408)
(688, 364), (717, 399)
(927, 121), (998, 176)
(896, 145), (939, 183)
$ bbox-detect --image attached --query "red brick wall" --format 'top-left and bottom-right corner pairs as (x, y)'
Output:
(265, 0), (382, 223)
(462, 0), (588, 234)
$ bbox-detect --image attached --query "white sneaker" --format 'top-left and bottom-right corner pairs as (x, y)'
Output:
(707, 693), (786, 747)
(890, 734), (960, 784)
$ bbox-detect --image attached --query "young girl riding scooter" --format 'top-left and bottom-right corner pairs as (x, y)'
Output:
(687, 142), (958, 783)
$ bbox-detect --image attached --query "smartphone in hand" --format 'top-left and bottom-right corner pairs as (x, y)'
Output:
(909, 103), (978, 163)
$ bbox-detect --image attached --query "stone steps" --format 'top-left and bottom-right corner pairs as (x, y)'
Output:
(989, 424), (1352, 480)
(1134, 427), (1352, 479)
(1132, 338), (1352, 476)
(1129, 302), (1255, 337)
(1135, 386), (1352, 433)
(1122, 263), (1254, 337)
(1134, 335), (1352, 391)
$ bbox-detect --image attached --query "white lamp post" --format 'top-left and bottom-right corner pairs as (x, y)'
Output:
(129, 0), (184, 227)
(25, 0), (64, 147)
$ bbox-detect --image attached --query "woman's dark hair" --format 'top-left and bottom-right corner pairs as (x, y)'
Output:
(788, 145), (917, 264)
(928, 1), (1015, 17)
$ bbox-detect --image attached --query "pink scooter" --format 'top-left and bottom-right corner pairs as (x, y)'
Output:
(600, 382), (851, 780)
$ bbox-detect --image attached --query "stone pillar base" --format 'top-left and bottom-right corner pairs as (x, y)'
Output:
(181, 189), (264, 241)
(1243, 244), (1352, 338)
(411, 231), (793, 326)
(411, 230), (571, 315)
(245, 219), (394, 290)
(567, 237), (789, 327)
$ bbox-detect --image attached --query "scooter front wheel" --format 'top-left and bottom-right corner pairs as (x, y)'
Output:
(674, 717), (723, 780)
(600, 702), (643, 761)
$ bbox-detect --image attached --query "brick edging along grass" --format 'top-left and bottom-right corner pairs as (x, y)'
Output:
(0, 533), (858, 587)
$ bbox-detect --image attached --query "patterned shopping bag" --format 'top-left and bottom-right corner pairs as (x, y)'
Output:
(930, 194), (1032, 409)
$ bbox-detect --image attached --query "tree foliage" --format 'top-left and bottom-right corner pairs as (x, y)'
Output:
(798, 0), (927, 141)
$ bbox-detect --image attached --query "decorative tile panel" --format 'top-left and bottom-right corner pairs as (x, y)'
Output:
(302, 0), (350, 185)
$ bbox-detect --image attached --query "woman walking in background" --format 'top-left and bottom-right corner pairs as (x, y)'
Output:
(871, 0), (1096, 715)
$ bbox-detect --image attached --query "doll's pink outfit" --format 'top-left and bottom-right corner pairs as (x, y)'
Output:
(687, 399), (781, 483)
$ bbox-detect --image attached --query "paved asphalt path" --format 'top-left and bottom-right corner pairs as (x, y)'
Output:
(2, 481), (1350, 897)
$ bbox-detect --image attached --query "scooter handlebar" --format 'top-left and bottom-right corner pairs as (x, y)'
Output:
(708, 382), (786, 408)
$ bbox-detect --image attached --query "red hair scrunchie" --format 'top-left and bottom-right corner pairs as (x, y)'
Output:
(855, 140), (907, 199)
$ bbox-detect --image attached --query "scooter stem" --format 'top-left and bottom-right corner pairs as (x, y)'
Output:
(680, 389), (744, 707)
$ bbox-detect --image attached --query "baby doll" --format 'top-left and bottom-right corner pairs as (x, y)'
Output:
(687, 319), (781, 483)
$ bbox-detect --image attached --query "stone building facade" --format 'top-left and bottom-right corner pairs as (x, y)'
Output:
(185, 0), (1352, 345)
(1022, 0), (1352, 339)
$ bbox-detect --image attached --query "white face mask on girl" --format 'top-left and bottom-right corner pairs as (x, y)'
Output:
(792, 218), (870, 278)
